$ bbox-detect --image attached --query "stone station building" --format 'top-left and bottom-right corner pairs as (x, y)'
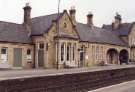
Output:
(0, 4), (134, 69)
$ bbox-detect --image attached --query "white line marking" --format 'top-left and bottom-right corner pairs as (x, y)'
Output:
(89, 80), (135, 92)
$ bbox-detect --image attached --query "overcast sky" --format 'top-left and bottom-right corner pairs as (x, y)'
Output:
(0, 0), (135, 27)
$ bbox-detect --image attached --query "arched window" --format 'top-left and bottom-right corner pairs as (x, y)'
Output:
(27, 49), (32, 60)
(64, 23), (67, 28)
(27, 49), (31, 55)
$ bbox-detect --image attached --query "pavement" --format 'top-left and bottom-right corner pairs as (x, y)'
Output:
(0, 65), (135, 81)
(89, 80), (135, 92)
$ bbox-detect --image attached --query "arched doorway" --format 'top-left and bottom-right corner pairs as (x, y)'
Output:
(107, 49), (119, 64)
(119, 49), (129, 64)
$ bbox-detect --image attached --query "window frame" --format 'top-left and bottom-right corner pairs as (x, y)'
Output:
(64, 22), (67, 28)
(39, 43), (44, 49)
(61, 43), (64, 61)
(1, 47), (8, 63)
(26, 48), (32, 60)
(67, 44), (70, 61)
(1, 47), (7, 55)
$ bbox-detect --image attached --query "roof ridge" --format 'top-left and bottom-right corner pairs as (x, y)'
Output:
(0, 21), (21, 25)
(32, 12), (63, 20)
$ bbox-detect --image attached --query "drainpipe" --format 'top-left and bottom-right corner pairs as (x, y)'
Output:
(56, 0), (61, 69)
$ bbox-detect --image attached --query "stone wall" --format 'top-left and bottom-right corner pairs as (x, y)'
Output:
(1, 67), (135, 92)
(0, 42), (34, 69)
(79, 42), (128, 66)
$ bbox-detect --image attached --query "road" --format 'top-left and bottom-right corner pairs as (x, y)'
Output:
(89, 80), (135, 92)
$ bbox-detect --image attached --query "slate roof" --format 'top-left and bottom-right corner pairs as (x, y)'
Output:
(103, 23), (132, 36)
(0, 21), (31, 43)
(31, 12), (127, 46)
(0, 12), (127, 46)
(76, 23), (127, 46)
(31, 13), (62, 35)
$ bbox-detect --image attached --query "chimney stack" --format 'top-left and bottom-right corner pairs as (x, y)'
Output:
(87, 12), (93, 27)
(69, 6), (76, 26)
(23, 3), (32, 35)
(113, 12), (122, 29)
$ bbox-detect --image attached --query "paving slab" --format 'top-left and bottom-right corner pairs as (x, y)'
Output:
(0, 65), (135, 81)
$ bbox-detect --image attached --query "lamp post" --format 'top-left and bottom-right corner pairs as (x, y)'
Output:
(56, 0), (61, 69)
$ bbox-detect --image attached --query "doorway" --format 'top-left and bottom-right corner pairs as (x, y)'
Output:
(13, 48), (22, 67)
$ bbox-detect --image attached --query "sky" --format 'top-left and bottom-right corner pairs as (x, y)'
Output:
(0, 0), (135, 27)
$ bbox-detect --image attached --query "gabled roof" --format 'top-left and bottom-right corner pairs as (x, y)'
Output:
(0, 21), (31, 43)
(31, 13), (63, 35)
(31, 12), (127, 46)
(0, 12), (126, 46)
(103, 23), (132, 36)
(54, 28), (79, 39)
(76, 23), (127, 46)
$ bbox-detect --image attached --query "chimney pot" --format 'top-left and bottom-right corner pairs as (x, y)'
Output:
(26, 3), (30, 7)
(87, 12), (93, 27)
(69, 6), (76, 26)
(23, 3), (32, 35)
(113, 12), (122, 29)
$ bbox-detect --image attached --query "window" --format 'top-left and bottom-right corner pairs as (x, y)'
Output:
(134, 38), (135, 45)
(27, 49), (32, 60)
(39, 43), (44, 49)
(96, 46), (98, 60)
(92, 46), (94, 57)
(80, 45), (84, 61)
(101, 47), (103, 60)
(27, 49), (31, 55)
(64, 23), (67, 28)
(61, 43), (64, 61)
(73, 43), (76, 61)
(67, 45), (69, 61)
(80, 52), (84, 61)
(46, 43), (48, 51)
(1, 48), (7, 54)
(1, 47), (8, 63)
(95, 46), (100, 61)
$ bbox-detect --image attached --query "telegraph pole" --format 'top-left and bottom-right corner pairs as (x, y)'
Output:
(56, 0), (61, 69)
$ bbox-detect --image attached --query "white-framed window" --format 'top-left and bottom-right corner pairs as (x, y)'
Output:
(61, 43), (64, 61)
(131, 37), (135, 46)
(67, 44), (70, 61)
(95, 46), (104, 62)
(101, 46), (103, 60)
(73, 43), (76, 61)
(134, 38), (135, 45)
(39, 43), (44, 49)
(92, 46), (95, 60)
(1, 47), (8, 63)
(26, 49), (32, 60)
(95, 46), (99, 61)
(1, 48), (7, 54)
